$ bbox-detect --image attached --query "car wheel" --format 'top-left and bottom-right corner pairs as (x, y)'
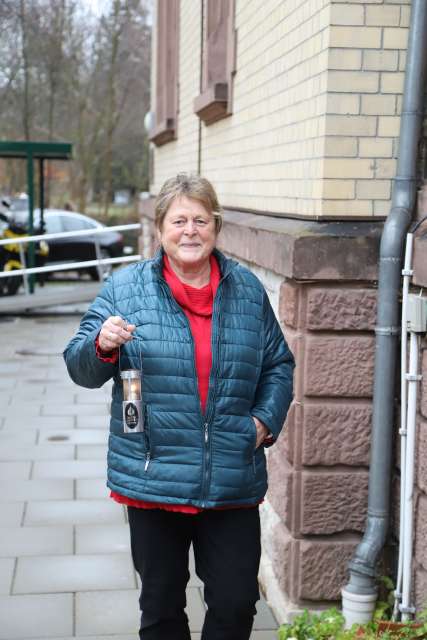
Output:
(0, 272), (22, 296)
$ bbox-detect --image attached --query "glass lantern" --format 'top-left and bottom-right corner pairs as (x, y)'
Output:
(121, 369), (144, 433)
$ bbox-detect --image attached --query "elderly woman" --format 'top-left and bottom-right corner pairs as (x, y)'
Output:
(64, 173), (294, 640)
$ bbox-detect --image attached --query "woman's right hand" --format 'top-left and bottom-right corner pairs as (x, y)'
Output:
(98, 316), (136, 352)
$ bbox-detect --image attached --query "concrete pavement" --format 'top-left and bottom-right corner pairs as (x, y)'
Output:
(0, 312), (278, 639)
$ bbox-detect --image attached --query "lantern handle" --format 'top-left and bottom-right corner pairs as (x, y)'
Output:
(118, 325), (142, 374)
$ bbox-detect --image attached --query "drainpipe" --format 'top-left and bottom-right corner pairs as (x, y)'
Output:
(342, 0), (427, 625)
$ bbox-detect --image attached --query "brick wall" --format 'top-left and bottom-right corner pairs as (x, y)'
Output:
(151, 0), (410, 219)
(324, 0), (409, 217)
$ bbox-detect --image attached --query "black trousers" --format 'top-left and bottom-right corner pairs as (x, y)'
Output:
(127, 505), (261, 640)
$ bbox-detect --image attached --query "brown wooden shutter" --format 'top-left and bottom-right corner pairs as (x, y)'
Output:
(150, 0), (179, 146)
(194, 0), (236, 125)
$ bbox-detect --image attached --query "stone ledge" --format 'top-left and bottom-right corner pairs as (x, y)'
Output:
(139, 197), (382, 282)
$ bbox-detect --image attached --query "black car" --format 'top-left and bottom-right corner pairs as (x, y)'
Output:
(10, 208), (130, 280)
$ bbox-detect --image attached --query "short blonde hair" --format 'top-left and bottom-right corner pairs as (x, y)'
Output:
(154, 173), (223, 233)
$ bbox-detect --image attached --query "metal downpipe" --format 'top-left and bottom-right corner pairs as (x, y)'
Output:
(342, 0), (427, 620)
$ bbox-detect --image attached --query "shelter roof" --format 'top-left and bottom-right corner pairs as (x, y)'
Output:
(0, 140), (72, 160)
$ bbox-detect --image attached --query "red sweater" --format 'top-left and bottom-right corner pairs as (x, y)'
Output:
(102, 255), (221, 514)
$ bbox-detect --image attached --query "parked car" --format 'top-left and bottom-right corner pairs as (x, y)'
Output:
(9, 208), (131, 280)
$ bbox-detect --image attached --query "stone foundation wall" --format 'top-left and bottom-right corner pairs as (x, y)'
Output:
(413, 189), (427, 612)
(267, 280), (376, 604)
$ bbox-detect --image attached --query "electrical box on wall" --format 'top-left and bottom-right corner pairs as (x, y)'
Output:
(407, 294), (427, 333)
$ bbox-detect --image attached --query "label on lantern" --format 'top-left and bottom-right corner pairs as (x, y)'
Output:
(122, 400), (144, 433)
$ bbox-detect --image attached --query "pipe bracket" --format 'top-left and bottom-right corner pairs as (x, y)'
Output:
(399, 605), (416, 615)
(405, 373), (422, 381)
(402, 268), (414, 276)
(375, 326), (401, 336)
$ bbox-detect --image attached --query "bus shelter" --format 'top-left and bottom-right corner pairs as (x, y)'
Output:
(0, 140), (73, 292)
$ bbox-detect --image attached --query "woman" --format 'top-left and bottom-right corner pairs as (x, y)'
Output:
(64, 173), (294, 640)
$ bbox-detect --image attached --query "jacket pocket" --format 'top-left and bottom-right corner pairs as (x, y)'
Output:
(248, 415), (257, 476)
(249, 415), (257, 452)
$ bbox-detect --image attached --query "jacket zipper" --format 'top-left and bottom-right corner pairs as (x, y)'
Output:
(143, 405), (151, 471)
(156, 270), (229, 504)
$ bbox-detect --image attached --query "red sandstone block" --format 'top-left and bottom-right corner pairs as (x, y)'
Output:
(306, 287), (377, 331)
(303, 335), (375, 397)
(300, 471), (369, 535)
(267, 455), (293, 528)
(391, 475), (400, 542)
(298, 539), (358, 601)
(415, 493), (427, 572)
(270, 521), (293, 595)
(421, 350), (427, 420)
(417, 420), (427, 494)
(279, 281), (300, 329)
(301, 402), (372, 466)
(414, 564), (427, 611)
(413, 236), (427, 288)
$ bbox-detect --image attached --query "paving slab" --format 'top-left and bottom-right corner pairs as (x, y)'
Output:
(0, 478), (74, 501)
(0, 526), (73, 557)
(25, 499), (125, 526)
(76, 444), (108, 459)
(32, 460), (105, 479)
(42, 403), (109, 416)
(14, 553), (136, 594)
(253, 597), (279, 630)
(0, 443), (74, 461)
(76, 415), (110, 429)
(38, 429), (107, 445)
(0, 558), (14, 594)
(0, 461), (31, 480)
(19, 637), (137, 640)
(75, 524), (130, 554)
(0, 431), (37, 445)
(0, 593), (73, 639)
(0, 392), (11, 405)
(75, 589), (140, 636)
(75, 392), (110, 404)
(2, 502), (25, 526)
(0, 404), (43, 417)
(76, 478), (110, 499)
(2, 415), (75, 430)
(186, 586), (206, 632)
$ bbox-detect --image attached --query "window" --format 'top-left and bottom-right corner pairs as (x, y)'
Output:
(149, 0), (179, 146)
(61, 215), (95, 232)
(194, 0), (236, 125)
(45, 215), (63, 234)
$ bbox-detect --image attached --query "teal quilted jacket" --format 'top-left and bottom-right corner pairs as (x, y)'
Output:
(64, 249), (294, 508)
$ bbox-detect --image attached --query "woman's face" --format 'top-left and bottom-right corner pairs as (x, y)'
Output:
(157, 195), (217, 270)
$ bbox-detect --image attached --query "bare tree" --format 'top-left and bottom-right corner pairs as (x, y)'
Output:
(0, 0), (152, 208)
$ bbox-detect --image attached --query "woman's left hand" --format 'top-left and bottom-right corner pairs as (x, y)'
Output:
(252, 416), (269, 448)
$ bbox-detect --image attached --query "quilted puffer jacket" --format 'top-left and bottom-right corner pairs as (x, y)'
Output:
(64, 249), (295, 508)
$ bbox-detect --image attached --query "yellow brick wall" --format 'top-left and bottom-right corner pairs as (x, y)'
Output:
(324, 0), (409, 217)
(151, 0), (411, 219)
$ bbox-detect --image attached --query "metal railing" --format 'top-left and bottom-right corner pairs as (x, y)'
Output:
(0, 222), (142, 294)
